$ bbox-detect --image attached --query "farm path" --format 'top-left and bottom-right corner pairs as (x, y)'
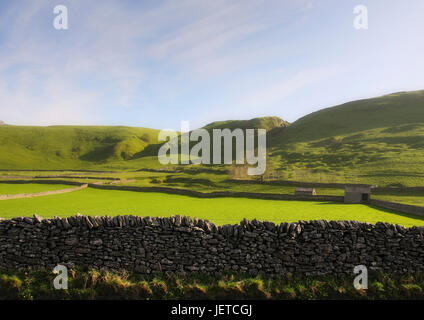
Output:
(0, 184), (88, 200)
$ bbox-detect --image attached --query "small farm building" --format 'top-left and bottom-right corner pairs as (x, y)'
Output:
(344, 185), (371, 204)
(295, 187), (317, 197)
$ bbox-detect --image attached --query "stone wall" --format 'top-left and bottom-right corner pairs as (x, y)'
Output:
(0, 180), (344, 202)
(370, 199), (424, 218)
(87, 183), (345, 202)
(373, 186), (424, 193)
(227, 178), (351, 189)
(33, 176), (119, 180)
(0, 180), (83, 186)
(1, 215), (424, 275)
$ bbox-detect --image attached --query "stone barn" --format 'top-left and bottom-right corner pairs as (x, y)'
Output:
(344, 185), (371, 204)
(295, 187), (316, 197)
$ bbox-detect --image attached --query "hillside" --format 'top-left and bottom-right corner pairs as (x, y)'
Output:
(1, 91), (424, 186)
(268, 90), (424, 186)
(0, 126), (161, 169)
(273, 90), (424, 144)
(0, 117), (285, 170)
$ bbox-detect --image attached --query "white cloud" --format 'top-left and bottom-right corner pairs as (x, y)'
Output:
(0, 0), (336, 126)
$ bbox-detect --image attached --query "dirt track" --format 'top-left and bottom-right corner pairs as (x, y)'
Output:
(0, 184), (88, 200)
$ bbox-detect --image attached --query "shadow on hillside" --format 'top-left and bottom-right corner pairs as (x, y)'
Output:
(79, 145), (115, 162)
(132, 143), (164, 158)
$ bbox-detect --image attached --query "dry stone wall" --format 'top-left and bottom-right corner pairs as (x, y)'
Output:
(87, 183), (345, 202)
(370, 199), (424, 218)
(1, 215), (424, 275)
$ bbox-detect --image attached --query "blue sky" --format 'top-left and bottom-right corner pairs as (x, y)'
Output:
(0, 0), (423, 130)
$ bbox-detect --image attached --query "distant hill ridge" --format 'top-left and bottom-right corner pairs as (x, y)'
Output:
(203, 116), (289, 132)
(275, 90), (424, 144)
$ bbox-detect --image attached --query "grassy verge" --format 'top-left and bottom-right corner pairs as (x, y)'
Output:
(1, 269), (424, 300)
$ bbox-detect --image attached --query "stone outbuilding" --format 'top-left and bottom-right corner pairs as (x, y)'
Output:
(344, 185), (371, 203)
(295, 187), (316, 197)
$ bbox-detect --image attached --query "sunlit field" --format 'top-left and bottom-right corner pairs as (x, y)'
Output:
(0, 186), (423, 227)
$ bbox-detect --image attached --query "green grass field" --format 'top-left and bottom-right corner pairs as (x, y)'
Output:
(0, 185), (423, 227)
(0, 183), (75, 195)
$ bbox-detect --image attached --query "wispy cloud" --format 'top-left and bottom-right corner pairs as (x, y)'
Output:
(0, 0), (423, 127)
(190, 64), (347, 128)
(240, 65), (345, 109)
(0, 0), (309, 125)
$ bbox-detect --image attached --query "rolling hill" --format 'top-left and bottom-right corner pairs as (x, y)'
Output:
(1, 90), (424, 186)
(268, 90), (424, 186)
(0, 126), (161, 169)
(0, 117), (286, 170)
(273, 90), (424, 143)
